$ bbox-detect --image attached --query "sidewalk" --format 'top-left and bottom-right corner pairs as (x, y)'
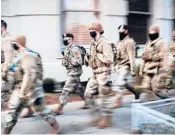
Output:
(1, 91), (175, 134)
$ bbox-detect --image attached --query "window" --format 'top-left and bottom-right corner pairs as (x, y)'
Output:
(127, 0), (150, 45)
(61, 0), (100, 46)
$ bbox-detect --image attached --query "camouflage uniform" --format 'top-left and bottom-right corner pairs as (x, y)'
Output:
(114, 36), (136, 91)
(1, 32), (15, 108)
(140, 38), (170, 96)
(84, 36), (113, 118)
(3, 49), (58, 134)
(60, 44), (84, 105)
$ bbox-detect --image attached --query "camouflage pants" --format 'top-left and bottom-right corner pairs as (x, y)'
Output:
(4, 88), (56, 134)
(112, 66), (130, 92)
(112, 66), (130, 101)
(1, 72), (15, 108)
(84, 71), (112, 116)
(60, 74), (85, 105)
(141, 73), (154, 90)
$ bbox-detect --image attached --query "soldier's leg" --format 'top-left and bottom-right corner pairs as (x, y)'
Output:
(1, 72), (15, 109)
(2, 90), (24, 134)
(96, 72), (113, 128)
(140, 73), (155, 101)
(111, 68), (129, 109)
(19, 79), (44, 118)
(51, 75), (77, 114)
(75, 76), (89, 109)
(20, 105), (35, 118)
(34, 97), (61, 134)
(84, 76), (100, 125)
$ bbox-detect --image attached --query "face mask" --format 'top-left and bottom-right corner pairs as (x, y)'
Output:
(63, 40), (69, 46)
(119, 32), (127, 40)
(12, 43), (19, 50)
(90, 31), (97, 38)
(148, 33), (159, 41)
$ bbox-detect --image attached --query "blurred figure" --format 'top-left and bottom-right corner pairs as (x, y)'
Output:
(169, 30), (175, 81)
(84, 22), (113, 128)
(1, 20), (15, 108)
(170, 30), (175, 62)
(2, 35), (60, 134)
(51, 33), (88, 115)
(139, 25), (171, 99)
(110, 25), (138, 109)
(19, 50), (43, 118)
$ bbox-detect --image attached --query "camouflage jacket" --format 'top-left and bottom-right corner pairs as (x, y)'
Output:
(140, 38), (169, 74)
(87, 36), (113, 74)
(1, 32), (14, 73)
(12, 49), (39, 97)
(62, 44), (82, 76)
(115, 36), (136, 72)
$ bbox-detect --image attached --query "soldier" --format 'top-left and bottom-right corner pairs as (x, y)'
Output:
(19, 50), (43, 118)
(51, 33), (88, 115)
(110, 25), (137, 109)
(139, 25), (171, 99)
(84, 22), (113, 128)
(1, 20), (15, 108)
(169, 30), (175, 83)
(2, 35), (60, 134)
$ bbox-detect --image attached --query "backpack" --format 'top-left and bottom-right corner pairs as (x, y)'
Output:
(27, 49), (43, 80)
(72, 45), (87, 65)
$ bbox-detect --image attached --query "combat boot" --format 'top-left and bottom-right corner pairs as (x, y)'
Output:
(50, 119), (61, 134)
(80, 101), (89, 109)
(88, 112), (101, 126)
(97, 115), (112, 128)
(51, 104), (64, 115)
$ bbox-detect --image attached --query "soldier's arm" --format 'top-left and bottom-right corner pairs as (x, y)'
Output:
(139, 59), (145, 73)
(2, 39), (14, 73)
(19, 54), (37, 96)
(70, 46), (82, 66)
(127, 39), (136, 72)
(97, 42), (113, 64)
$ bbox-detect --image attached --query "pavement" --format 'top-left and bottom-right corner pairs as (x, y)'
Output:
(1, 90), (175, 134)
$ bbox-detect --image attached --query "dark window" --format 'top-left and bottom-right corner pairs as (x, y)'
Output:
(128, 14), (149, 44)
(127, 0), (150, 44)
(129, 0), (149, 12)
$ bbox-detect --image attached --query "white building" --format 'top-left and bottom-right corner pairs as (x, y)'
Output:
(1, 0), (175, 82)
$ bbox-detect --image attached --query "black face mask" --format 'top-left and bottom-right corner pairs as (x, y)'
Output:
(90, 31), (97, 38)
(149, 33), (159, 41)
(119, 32), (127, 40)
(63, 40), (69, 46)
(12, 43), (19, 50)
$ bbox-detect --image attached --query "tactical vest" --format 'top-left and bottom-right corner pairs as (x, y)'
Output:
(64, 45), (81, 69)
(9, 49), (43, 84)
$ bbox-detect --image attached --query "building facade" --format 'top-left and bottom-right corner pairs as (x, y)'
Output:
(1, 0), (175, 81)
